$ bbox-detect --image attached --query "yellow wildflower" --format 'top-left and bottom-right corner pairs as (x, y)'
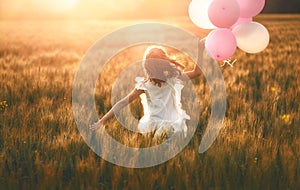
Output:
(0, 100), (8, 111)
(281, 114), (291, 125)
(253, 157), (258, 164)
(271, 87), (276, 92)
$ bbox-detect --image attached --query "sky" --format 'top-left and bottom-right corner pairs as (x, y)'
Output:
(0, 0), (299, 20)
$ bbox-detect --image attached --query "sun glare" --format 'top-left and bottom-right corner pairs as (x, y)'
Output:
(33, 0), (79, 13)
(60, 0), (78, 11)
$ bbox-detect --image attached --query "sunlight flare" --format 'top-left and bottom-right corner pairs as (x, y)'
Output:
(33, 0), (79, 13)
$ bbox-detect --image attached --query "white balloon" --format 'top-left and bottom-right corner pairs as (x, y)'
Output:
(232, 22), (269, 53)
(188, 0), (216, 29)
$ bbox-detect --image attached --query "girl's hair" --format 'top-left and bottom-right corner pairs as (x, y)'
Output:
(142, 46), (185, 86)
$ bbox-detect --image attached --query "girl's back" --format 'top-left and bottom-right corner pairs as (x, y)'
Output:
(135, 76), (190, 137)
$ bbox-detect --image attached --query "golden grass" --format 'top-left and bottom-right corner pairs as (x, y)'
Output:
(0, 15), (300, 189)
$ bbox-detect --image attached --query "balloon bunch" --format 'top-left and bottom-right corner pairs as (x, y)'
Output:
(189, 0), (269, 61)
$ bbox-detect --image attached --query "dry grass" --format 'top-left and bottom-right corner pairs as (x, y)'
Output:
(0, 15), (300, 189)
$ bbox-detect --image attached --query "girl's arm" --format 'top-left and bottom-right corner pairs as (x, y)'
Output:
(182, 60), (202, 80)
(89, 88), (144, 130)
(180, 39), (205, 80)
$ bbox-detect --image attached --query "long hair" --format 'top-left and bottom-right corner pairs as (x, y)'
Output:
(142, 46), (185, 86)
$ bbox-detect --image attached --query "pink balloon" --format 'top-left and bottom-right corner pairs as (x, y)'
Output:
(208, 0), (240, 28)
(236, 0), (265, 18)
(231, 17), (253, 29)
(205, 28), (237, 61)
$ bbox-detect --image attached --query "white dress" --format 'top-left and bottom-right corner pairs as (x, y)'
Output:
(135, 77), (190, 138)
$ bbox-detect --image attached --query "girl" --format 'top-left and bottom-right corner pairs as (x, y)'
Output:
(90, 42), (204, 138)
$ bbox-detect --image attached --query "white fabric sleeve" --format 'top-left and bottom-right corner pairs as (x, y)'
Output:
(135, 77), (147, 91)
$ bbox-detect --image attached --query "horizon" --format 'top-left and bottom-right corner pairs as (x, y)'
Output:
(0, 13), (299, 22)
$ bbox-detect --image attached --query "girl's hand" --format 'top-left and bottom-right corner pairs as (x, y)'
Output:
(89, 120), (104, 130)
(199, 37), (206, 51)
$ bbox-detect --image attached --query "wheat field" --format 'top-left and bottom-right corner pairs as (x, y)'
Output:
(0, 15), (300, 189)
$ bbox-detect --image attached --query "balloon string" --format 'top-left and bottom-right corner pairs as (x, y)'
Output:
(220, 58), (237, 67)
